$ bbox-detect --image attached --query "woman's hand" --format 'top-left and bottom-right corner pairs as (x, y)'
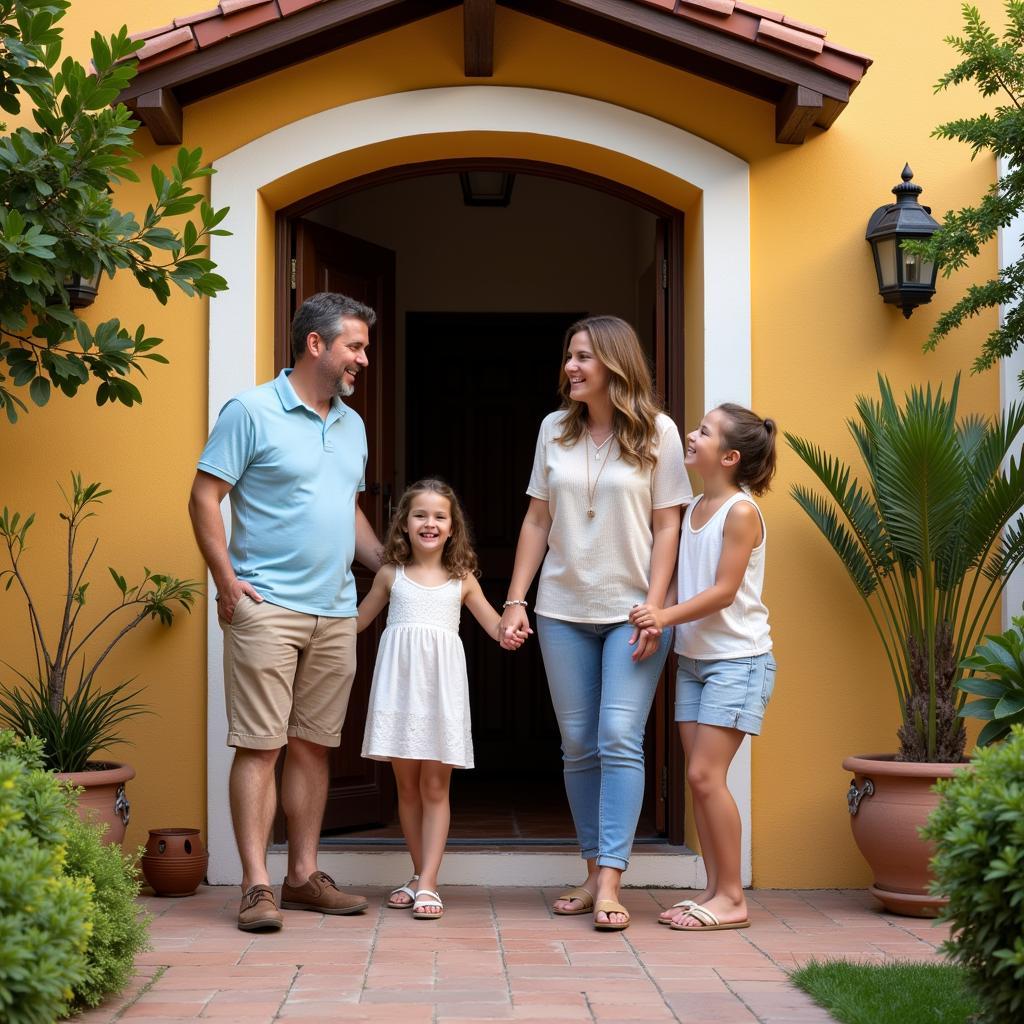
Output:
(629, 602), (665, 630)
(628, 625), (665, 663)
(499, 604), (533, 646)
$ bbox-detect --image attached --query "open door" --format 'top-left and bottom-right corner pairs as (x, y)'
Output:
(274, 220), (397, 838)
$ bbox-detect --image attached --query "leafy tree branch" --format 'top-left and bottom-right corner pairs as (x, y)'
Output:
(0, 0), (230, 423)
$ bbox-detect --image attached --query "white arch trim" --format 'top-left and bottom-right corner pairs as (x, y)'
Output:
(206, 86), (751, 885)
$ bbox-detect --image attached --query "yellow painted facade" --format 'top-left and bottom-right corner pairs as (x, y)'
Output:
(0, 0), (1005, 886)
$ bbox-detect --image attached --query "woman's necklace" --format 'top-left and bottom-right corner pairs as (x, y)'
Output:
(587, 429), (613, 460)
(584, 431), (613, 518)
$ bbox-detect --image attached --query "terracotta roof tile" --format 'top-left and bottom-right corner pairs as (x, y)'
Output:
(782, 14), (826, 37)
(135, 26), (197, 62)
(278, 0), (328, 14)
(129, 21), (178, 43)
(193, 0), (280, 47)
(220, 0), (275, 14)
(756, 18), (824, 55)
(173, 8), (223, 27)
(733, 2), (784, 22)
(681, 0), (735, 15)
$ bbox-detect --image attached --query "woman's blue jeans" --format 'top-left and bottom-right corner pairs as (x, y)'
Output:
(537, 615), (671, 870)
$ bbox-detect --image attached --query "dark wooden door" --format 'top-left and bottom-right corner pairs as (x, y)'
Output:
(405, 313), (577, 782)
(274, 221), (396, 838)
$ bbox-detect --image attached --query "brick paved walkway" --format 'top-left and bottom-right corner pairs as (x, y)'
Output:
(78, 886), (949, 1023)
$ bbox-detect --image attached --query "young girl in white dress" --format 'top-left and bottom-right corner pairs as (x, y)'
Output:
(358, 478), (524, 920)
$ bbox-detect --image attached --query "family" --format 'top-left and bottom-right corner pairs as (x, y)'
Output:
(188, 292), (777, 936)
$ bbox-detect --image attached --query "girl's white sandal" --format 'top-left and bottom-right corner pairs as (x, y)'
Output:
(386, 875), (419, 910)
(658, 899), (697, 925)
(411, 889), (444, 920)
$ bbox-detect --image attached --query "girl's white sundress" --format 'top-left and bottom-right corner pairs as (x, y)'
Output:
(361, 565), (474, 768)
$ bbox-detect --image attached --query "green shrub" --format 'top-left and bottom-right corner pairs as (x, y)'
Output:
(923, 725), (1024, 1023)
(958, 615), (1024, 745)
(0, 733), (91, 1024)
(63, 814), (149, 1008)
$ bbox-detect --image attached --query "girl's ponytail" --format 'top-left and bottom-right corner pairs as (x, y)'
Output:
(716, 404), (778, 497)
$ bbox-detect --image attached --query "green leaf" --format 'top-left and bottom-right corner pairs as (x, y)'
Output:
(28, 376), (51, 407)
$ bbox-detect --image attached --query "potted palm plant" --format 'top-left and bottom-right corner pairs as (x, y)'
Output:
(0, 474), (199, 844)
(786, 374), (1024, 915)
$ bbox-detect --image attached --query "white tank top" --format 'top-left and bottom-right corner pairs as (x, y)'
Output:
(674, 492), (772, 660)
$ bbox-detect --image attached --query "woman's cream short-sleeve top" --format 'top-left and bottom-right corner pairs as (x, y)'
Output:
(527, 411), (691, 624)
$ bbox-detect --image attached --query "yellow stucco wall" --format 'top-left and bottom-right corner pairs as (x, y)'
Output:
(1, 0), (1004, 885)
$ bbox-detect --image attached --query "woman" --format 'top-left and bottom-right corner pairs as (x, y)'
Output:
(501, 315), (690, 930)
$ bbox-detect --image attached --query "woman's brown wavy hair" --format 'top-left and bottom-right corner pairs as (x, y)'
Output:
(555, 315), (662, 469)
(382, 478), (479, 579)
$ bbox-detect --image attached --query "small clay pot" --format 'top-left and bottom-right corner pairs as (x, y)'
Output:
(141, 828), (208, 897)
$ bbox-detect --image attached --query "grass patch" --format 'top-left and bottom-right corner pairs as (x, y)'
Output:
(790, 960), (980, 1024)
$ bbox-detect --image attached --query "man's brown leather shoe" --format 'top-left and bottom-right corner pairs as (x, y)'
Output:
(238, 884), (283, 932)
(280, 871), (368, 915)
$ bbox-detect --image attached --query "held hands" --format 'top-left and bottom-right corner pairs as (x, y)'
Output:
(216, 577), (263, 623)
(497, 604), (534, 652)
(629, 602), (665, 630)
(627, 603), (666, 663)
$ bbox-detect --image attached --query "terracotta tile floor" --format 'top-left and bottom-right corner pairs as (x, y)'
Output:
(78, 886), (950, 1023)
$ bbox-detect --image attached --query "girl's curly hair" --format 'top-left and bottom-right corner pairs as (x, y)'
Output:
(382, 478), (479, 579)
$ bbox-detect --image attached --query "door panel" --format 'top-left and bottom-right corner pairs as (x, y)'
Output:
(274, 221), (396, 838)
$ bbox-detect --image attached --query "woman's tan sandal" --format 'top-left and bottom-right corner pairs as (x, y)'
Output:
(412, 889), (444, 920)
(386, 875), (419, 910)
(669, 905), (750, 932)
(593, 899), (630, 931)
(658, 899), (697, 925)
(552, 886), (595, 915)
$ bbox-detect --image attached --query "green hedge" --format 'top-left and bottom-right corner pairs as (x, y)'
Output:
(924, 725), (1024, 1023)
(0, 730), (150, 1018)
(0, 734), (91, 1024)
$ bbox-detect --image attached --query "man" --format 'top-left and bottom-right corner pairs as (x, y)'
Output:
(189, 292), (383, 932)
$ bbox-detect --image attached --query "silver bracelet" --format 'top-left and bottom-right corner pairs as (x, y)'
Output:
(502, 599), (528, 608)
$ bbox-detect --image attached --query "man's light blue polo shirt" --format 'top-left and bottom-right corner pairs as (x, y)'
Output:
(197, 369), (367, 617)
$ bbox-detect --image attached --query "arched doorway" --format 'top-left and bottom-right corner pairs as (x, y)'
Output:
(273, 159), (685, 848)
(205, 87), (751, 885)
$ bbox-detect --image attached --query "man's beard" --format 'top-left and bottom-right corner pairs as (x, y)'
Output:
(337, 379), (354, 398)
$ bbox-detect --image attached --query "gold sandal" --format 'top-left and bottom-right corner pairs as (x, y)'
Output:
(594, 898), (630, 931)
(552, 886), (595, 916)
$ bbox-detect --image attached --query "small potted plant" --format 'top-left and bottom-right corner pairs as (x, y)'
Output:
(0, 474), (199, 844)
(786, 374), (1024, 915)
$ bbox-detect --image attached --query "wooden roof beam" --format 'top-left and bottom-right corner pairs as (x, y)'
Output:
(775, 84), (822, 145)
(130, 88), (184, 146)
(464, 0), (495, 76)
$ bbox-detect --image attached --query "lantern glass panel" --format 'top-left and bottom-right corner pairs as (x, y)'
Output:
(876, 238), (897, 287)
(899, 244), (933, 285)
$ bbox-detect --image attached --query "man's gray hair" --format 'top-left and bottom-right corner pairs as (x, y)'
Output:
(290, 292), (377, 362)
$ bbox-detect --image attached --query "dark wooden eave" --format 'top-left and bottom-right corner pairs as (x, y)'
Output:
(117, 0), (871, 147)
(464, 0), (496, 77)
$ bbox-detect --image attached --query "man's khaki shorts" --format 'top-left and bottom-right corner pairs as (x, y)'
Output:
(221, 596), (357, 749)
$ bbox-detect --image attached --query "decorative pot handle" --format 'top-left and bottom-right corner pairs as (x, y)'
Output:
(847, 777), (874, 815)
(114, 783), (131, 828)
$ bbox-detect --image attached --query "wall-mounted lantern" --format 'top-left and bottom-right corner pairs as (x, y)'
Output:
(64, 266), (103, 309)
(459, 171), (515, 207)
(865, 164), (940, 318)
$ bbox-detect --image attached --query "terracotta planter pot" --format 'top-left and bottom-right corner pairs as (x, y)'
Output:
(141, 828), (208, 897)
(55, 761), (135, 846)
(842, 754), (967, 917)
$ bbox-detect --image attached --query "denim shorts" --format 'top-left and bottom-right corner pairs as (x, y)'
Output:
(674, 652), (776, 735)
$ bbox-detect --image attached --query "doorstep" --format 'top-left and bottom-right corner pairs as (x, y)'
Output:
(266, 843), (702, 887)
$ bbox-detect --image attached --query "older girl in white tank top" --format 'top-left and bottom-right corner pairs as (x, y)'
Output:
(630, 403), (778, 934)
